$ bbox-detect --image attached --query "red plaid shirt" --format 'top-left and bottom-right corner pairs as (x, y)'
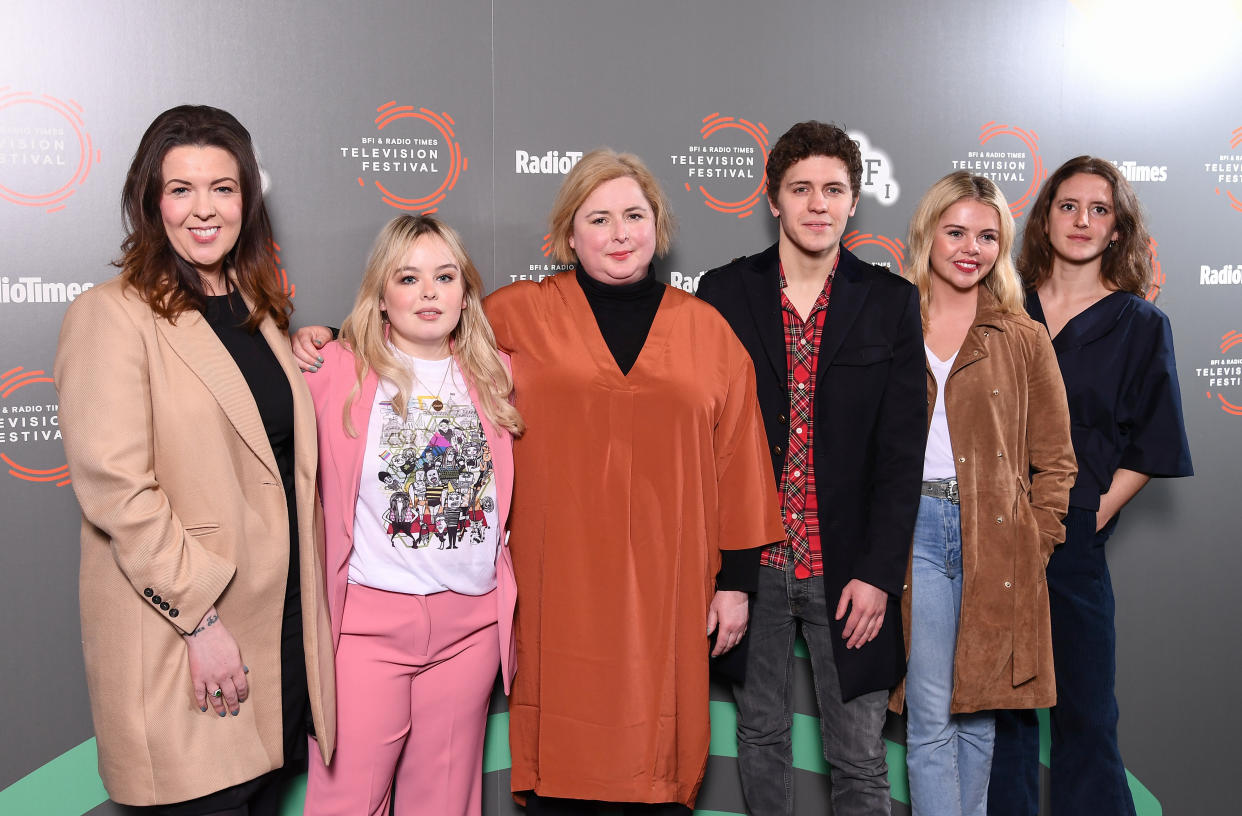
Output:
(761, 257), (837, 578)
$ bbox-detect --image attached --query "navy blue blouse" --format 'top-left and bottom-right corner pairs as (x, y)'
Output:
(1027, 290), (1193, 511)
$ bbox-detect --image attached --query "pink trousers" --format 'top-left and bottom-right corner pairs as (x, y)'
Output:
(305, 583), (500, 816)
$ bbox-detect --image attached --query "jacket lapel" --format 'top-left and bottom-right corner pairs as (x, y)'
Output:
(816, 247), (872, 381)
(155, 309), (280, 483)
(742, 244), (787, 388)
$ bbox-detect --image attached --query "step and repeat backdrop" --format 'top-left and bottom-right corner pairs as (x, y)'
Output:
(2, 1), (1240, 814)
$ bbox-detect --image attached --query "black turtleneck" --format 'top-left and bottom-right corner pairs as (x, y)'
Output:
(575, 266), (665, 375)
(573, 266), (759, 593)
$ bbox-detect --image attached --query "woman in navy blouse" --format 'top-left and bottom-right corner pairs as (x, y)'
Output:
(988, 156), (1193, 816)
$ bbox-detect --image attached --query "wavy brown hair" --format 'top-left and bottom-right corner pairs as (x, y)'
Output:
(766, 121), (863, 203)
(1017, 156), (1152, 297)
(339, 215), (523, 438)
(116, 105), (289, 330)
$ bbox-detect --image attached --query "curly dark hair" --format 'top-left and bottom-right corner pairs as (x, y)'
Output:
(765, 121), (862, 204)
(1017, 156), (1152, 297)
(116, 105), (289, 330)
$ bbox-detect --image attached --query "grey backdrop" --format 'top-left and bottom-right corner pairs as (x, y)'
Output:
(3, 2), (1240, 814)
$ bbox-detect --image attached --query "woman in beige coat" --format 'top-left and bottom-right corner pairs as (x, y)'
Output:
(891, 172), (1075, 816)
(54, 105), (335, 813)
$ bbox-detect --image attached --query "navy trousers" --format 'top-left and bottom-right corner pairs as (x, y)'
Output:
(988, 508), (1136, 816)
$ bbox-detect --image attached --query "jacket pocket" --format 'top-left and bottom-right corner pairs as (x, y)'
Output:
(184, 522), (221, 537)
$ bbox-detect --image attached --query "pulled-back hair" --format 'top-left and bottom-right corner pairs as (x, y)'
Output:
(117, 104), (288, 330)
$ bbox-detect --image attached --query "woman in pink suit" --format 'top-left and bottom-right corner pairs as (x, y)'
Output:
(303, 214), (523, 815)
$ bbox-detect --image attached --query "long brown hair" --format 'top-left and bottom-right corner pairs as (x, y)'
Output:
(1017, 156), (1152, 297)
(116, 105), (290, 330)
(339, 215), (523, 438)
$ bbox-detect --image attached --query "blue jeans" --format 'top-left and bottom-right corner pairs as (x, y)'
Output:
(989, 508), (1135, 816)
(733, 563), (890, 816)
(906, 495), (995, 816)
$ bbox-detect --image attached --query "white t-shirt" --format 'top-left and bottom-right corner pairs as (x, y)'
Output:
(348, 352), (500, 596)
(923, 344), (959, 481)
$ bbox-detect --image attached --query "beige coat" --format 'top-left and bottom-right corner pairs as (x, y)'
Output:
(54, 276), (335, 806)
(891, 288), (1076, 715)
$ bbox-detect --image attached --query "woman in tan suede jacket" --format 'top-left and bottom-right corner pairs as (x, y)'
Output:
(891, 172), (1075, 816)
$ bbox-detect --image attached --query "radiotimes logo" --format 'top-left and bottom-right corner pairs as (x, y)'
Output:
(1194, 331), (1242, 417)
(0, 275), (94, 305)
(511, 234), (573, 283)
(0, 366), (68, 487)
(1108, 159), (1168, 183)
(670, 113), (769, 218)
(1203, 126), (1242, 215)
(951, 121), (1045, 217)
(844, 230), (906, 274)
(0, 88), (100, 214)
(515, 149), (583, 175)
(338, 102), (466, 213)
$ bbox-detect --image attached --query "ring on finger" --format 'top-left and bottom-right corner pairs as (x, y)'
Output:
(211, 688), (224, 699)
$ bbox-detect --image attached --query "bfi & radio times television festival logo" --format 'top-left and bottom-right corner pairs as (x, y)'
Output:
(951, 121), (1045, 217)
(338, 101), (466, 213)
(1194, 331), (1242, 417)
(670, 113), (770, 218)
(1203, 126), (1242, 216)
(0, 365), (68, 487)
(844, 230), (906, 274)
(0, 88), (100, 214)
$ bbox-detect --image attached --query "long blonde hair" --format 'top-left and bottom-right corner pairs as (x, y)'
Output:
(904, 171), (1026, 325)
(338, 215), (523, 437)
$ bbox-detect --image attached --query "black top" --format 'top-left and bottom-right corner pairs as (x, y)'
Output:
(203, 290), (309, 763)
(1026, 290), (1193, 511)
(573, 267), (760, 592)
(575, 266), (665, 376)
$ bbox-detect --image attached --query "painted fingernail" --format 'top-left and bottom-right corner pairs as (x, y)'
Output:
(219, 711), (226, 718)
(200, 705), (208, 712)
(316, 355), (324, 363)
(243, 665), (250, 673)
(231, 709), (240, 716)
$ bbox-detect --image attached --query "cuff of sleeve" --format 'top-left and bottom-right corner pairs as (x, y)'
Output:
(717, 547), (762, 593)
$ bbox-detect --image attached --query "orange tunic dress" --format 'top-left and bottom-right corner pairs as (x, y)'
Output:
(485, 272), (784, 807)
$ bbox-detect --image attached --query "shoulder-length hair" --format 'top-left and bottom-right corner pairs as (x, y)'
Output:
(338, 215), (523, 438)
(546, 148), (676, 265)
(904, 171), (1025, 325)
(116, 104), (288, 330)
(1017, 156), (1151, 296)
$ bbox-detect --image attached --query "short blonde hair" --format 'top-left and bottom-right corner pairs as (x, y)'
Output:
(904, 171), (1025, 325)
(339, 215), (523, 437)
(546, 148), (675, 265)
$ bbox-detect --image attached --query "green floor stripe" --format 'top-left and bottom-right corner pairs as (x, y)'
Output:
(0, 705), (1162, 814)
(0, 738), (107, 816)
(1038, 707), (1051, 765)
(483, 711), (512, 773)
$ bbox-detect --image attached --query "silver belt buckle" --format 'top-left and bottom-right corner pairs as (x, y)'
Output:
(945, 478), (959, 504)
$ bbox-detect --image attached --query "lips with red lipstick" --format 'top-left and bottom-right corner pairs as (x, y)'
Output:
(952, 259), (981, 274)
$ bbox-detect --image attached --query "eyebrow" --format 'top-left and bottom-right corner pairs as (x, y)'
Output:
(163, 176), (240, 186)
(583, 204), (650, 217)
(394, 263), (459, 273)
(943, 223), (998, 233)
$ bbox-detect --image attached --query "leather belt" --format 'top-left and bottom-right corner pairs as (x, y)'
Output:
(920, 478), (959, 504)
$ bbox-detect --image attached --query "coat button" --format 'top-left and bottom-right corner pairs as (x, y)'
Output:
(1004, 580), (1012, 588)
(992, 389), (999, 396)
(958, 456), (966, 463)
(169, 609), (179, 618)
(903, 583), (909, 592)
(973, 350), (980, 356)
(997, 450), (1004, 458)
(773, 444), (784, 456)
(777, 413), (788, 424)
(144, 588), (154, 598)
(983, 331), (989, 337)
(995, 516), (1004, 524)
(152, 595), (162, 604)
(160, 602), (170, 611)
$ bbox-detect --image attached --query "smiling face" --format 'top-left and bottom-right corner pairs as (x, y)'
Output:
(158, 145), (243, 290)
(769, 155), (858, 262)
(1046, 172), (1120, 268)
(379, 234), (465, 360)
(568, 175), (656, 286)
(928, 198), (1001, 296)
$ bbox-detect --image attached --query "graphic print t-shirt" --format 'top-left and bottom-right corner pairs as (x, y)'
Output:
(349, 353), (499, 596)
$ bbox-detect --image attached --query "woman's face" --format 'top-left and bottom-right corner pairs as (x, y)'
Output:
(928, 198), (1001, 295)
(380, 234), (466, 360)
(1045, 172), (1119, 268)
(159, 145), (244, 287)
(568, 175), (656, 285)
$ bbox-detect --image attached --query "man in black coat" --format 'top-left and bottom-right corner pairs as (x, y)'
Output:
(697, 121), (925, 816)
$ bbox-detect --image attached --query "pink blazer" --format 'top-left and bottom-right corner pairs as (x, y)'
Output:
(304, 340), (517, 693)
